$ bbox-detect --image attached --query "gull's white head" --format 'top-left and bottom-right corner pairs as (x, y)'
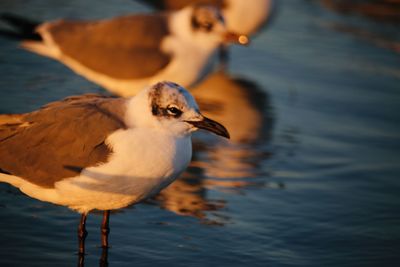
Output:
(170, 5), (249, 50)
(127, 81), (230, 138)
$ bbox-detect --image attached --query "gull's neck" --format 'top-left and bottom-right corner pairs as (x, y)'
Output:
(124, 87), (153, 129)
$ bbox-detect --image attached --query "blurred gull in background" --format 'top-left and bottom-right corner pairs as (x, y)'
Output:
(0, 5), (248, 96)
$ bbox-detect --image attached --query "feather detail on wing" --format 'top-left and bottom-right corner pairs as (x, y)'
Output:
(43, 14), (172, 79)
(0, 94), (127, 188)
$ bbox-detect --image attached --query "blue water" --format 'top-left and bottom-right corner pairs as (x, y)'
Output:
(0, 0), (399, 266)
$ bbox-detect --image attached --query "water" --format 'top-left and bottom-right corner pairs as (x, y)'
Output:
(0, 0), (399, 266)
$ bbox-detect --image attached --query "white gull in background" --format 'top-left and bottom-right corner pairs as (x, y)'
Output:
(0, 6), (248, 96)
(0, 81), (229, 254)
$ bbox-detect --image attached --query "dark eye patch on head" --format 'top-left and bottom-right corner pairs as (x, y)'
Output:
(149, 82), (184, 119)
(191, 5), (224, 32)
(166, 106), (183, 117)
(151, 105), (183, 118)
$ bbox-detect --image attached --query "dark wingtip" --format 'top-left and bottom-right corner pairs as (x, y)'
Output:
(0, 13), (41, 40)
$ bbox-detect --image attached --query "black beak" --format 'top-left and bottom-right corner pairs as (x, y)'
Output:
(186, 116), (230, 139)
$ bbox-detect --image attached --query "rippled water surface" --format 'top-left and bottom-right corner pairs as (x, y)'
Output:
(0, 0), (399, 266)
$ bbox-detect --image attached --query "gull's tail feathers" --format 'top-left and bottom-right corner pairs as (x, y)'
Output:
(0, 173), (62, 206)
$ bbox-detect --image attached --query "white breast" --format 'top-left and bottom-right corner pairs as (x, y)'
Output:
(54, 128), (192, 213)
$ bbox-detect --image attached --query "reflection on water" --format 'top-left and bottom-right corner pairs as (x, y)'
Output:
(192, 71), (273, 144)
(321, 0), (400, 23)
(326, 23), (400, 53)
(320, 0), (400, 53)
(77, 247), (108, 267)
(191, 71), (273, 178)
(154, 71), (274, 223)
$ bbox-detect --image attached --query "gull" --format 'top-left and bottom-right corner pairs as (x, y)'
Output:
(0, 81), (229, 254)
(0, 6), (248, 96)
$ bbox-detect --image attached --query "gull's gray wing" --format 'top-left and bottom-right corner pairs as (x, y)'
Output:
(0, 94), (127, 188)
(45, 14), (172, 79)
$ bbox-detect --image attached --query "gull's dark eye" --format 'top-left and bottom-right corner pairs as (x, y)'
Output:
(167, 106), (182, 117)
(191, 6), (218, 33)
(202, 22), (213, 32)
